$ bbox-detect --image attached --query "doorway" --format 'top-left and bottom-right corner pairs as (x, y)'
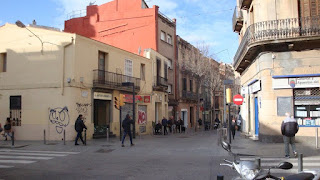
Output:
(181, 110), (188, 128)
(94, 99), (111, 136)
(254, 97), (259, 136)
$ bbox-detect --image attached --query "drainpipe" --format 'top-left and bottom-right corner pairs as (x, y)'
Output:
(61, 37), (74, 95)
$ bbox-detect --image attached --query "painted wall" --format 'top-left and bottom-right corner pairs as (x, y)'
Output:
(0, 24), (153, 140)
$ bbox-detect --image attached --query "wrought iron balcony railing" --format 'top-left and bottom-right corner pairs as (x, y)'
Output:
(239, 0), (252, 10)
(154, 76), (168, 87)
(232, 6), (243, 33)
(93, 70), (140, 91)
(182, 90), (198, 101)
(234, 15), (320, 69)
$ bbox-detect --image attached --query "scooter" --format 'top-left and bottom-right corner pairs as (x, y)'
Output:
(213, 122), (220, 129)
(219, 141), (319, 180)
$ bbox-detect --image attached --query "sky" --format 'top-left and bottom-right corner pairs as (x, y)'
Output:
(0, 0), (238, 64)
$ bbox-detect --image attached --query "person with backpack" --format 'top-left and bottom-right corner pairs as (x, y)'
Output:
(122, 114), (134, 147)
(4, 118), (12, 141)
(74, 114), (87, 145)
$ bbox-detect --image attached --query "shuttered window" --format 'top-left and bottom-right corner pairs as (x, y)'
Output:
(300, 0), (320, 17)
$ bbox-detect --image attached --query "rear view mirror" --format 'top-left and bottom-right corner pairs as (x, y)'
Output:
(221, 141), (231, 152)
(278, 162), (293, 170)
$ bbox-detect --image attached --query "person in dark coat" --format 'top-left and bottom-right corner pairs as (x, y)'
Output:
(177, 118), (183, 133)
(155, 122), (162, 135)
(167, 117), (173, 133)
(230, 118), (236, 140)
(74, 114), (87, 145)
(161, 117), (168, 135)
(4, 118), (12, 141)
(122, 114), (134, 147)
(281, 112), (299, 158)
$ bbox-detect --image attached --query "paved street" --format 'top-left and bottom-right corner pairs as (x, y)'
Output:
(0, 130), (319, 180)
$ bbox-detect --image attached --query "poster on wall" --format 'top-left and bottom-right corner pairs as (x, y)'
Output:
(138, 105), (147, 125)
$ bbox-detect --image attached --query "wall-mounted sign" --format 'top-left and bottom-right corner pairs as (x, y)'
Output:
(124, 95), (151, 103)
(249, 80), (261, 94)
(94, 92), (112, 100)
(273, 77), (320, 89)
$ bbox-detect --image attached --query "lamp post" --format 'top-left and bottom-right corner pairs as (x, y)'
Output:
(122, 82), (136, 138)
(15, 20), (44, 54)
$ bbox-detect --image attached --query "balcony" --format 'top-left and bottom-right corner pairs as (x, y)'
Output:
(153, 76), (168, 91)
(93, 70), (140, 92)
(234, 15), (320, 73)
(182, 90), (198, 101)
(232, 6), (243, 33)
(239, 0), (252, 10)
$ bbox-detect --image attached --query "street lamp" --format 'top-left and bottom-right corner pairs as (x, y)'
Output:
(15, 20), (44, 54)
(122, 82), (136, 138)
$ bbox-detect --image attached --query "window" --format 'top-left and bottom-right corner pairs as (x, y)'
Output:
(10, 96), (21, 126)
(0, 53), (7, 72)
(98, 51), (106, 83)
(125, 59), (133, 82)
(140, 63), (145, 81)
(167, 59), (172, 69)
(168, 84), (172, 94)
(183, 78), (187, 91)
(190, 80), (193, 92)
(164, 63), (168, 79)
(167, 34), (172, 45)
(161, 31), (166, 41)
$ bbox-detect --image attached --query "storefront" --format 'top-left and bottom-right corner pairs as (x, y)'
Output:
(273, 74), (320, 127)
(93, 92), (112, 138)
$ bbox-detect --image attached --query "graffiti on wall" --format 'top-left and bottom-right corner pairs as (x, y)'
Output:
(49, 106), (70, 134)
(138, 110), (147, 125)
(76, 103), (91, 121)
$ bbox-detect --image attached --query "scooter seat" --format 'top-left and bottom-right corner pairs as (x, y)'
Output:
(284, 172), (314, 180)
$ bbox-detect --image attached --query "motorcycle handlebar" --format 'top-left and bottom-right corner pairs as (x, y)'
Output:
(220, 163), (233, 168)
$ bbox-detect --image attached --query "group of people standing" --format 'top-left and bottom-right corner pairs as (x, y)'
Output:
(0, 118), (13, 141)
(155, 116), (184, 135)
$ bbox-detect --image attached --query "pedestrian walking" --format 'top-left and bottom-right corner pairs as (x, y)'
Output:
(230, 117), (236, 140)
(122, 114), (135, 147)
(161, 117), (168, 135)
(177, 118), (183, 133)
(167, 117), (173, 133)
(198, 118), (202, 129)
(3, 118), (12, 141)
(74, 114), (87, 145)
(281, 112), (299, 158)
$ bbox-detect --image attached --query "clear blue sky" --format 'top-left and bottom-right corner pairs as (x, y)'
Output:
(0, 0), (238, 64)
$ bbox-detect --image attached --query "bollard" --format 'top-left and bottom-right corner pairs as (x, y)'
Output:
(107, 128), (109, 142)
(217, 175), (224, 180)
(84, 129), (87, 145)
(316, 128), (318, 149)
(11, 132), (14, 147)
(298, 153), (303, 172)
(44, 129), (46, 145)
(63, 129), (66, 145)
(255, 157), (261, 169)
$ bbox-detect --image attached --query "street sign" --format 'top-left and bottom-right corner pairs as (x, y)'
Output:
(233, 94), (244, 105)
(223, 79), (233, 85)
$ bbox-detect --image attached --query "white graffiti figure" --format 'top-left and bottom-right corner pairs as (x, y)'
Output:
(49, 106), (70, 134)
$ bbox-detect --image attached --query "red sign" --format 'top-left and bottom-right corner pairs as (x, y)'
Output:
(124, 95), (151, 103)
(233, 94), (244, 105)
(138, 110), (147, 125)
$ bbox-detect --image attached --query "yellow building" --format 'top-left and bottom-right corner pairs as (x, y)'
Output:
(0, 23), (160, 140)
(233, 0), (320, 142)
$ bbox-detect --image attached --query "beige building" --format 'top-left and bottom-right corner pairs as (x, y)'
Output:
(0, 23), (162, 140)
(233, 0), (320, 142)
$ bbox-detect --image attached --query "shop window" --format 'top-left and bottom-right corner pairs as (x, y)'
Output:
(294, 88), (320, 126)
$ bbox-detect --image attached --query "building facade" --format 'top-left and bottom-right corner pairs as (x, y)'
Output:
(0, 23), (161, 140)
(64, 0), (177, 120)
(233, 0), (320, 142)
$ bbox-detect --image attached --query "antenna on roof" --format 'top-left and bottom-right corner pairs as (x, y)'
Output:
(89, 1), (96, 6)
